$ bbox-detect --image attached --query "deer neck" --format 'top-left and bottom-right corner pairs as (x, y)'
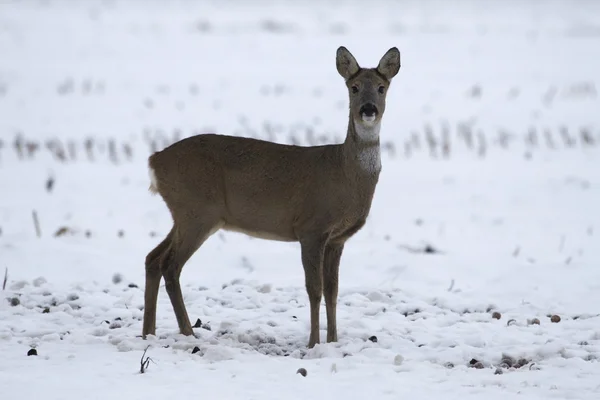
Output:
(343, 118), (382, 175)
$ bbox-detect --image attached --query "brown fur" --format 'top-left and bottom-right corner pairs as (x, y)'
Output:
(142, 46), (401, 348)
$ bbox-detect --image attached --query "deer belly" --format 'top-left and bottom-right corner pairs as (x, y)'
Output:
(221, 224), (297, 242)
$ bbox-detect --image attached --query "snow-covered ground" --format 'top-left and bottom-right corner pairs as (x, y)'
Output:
(1, 0), (600, 398)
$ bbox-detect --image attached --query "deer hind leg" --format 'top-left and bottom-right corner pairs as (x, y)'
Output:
(142, 228), (174, 338)
(300, 235), (328, 348)
(160, 219), (221, 336)
(323, 242), (344, 343)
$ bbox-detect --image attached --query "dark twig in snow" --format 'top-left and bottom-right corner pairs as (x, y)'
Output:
(559, 235), (566, 252)
(2, 267), (7, 290)
(32, 210), (41, 238)
(397, 243), (443, 255)
(447, 279), (455, 292)
(512, 246), (521, 257)
(140, 345), (154, 374)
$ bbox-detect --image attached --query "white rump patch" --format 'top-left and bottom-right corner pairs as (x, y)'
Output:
(148, 167), (159, 194)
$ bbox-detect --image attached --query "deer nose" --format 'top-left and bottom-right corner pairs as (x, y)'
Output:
(360, 103), (378, 117)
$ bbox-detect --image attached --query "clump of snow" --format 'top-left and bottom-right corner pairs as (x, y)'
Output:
(33, 277), (48, 287)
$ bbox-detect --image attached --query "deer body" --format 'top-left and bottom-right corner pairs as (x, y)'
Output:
(143, 46), (401, 348)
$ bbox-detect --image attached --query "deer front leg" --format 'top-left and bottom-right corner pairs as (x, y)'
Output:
(300, 237), (328, 348)
(323, 242), (344, 343)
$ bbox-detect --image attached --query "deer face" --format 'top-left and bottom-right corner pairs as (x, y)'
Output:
(336, 47), (401, 132)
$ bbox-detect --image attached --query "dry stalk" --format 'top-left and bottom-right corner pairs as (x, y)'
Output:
(32, 210), (42, 238)
(476, 130), (487, 158)
(424, 124), (437, 158)
(140, 345), (154, 374)
(85, 137), (95, 162)
(559, 126), (575, 148)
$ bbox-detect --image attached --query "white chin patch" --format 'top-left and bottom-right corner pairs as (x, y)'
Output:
(361, 114), (376, 123)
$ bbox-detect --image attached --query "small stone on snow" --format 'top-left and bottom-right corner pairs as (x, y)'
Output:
(112, 273), (123, 284)
(67, 293), (79, 301)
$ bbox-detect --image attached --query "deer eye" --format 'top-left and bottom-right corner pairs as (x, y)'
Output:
(378, 86), (385, 94)
(351, 85), (359, 94)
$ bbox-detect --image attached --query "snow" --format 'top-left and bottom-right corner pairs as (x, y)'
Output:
(1, 0), (600, 399)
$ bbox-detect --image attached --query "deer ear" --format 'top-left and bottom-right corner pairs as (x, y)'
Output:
(377, 47), (401, 80)
(336, 46), (360, 80)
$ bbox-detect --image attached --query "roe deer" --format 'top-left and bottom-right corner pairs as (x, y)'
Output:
(143, 46), (401, 348)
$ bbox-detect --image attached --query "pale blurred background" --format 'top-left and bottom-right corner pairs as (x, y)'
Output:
(1, 0), (599, 163)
